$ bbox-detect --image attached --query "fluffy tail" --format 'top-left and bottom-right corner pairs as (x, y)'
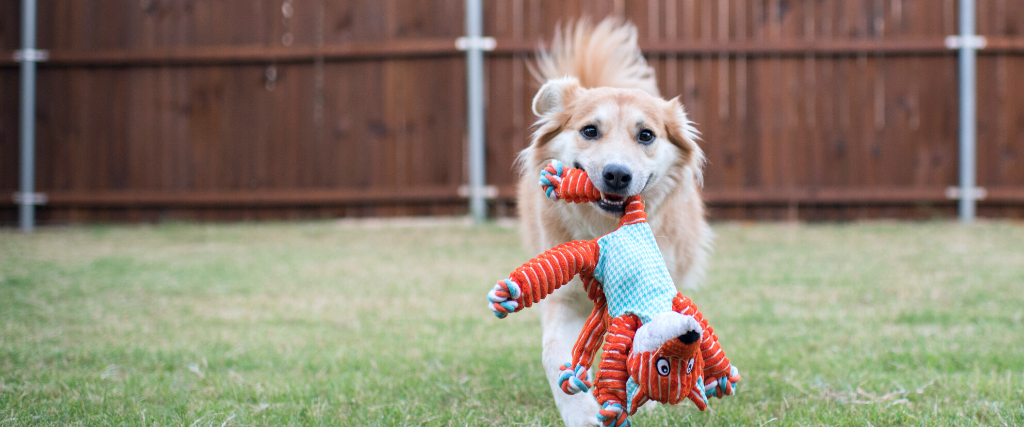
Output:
(532, 17), (659, 96)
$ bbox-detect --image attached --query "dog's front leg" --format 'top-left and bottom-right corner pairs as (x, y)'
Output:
(540, 283), (601, 427)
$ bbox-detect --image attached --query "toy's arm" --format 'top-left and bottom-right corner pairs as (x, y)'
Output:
(673, 294), (742, 399)
(487, 239), (601, 318)
(540, 161), (649, 228)
(594, 314), (639, 427)
(557, 283), (608, 395)
(539, 160), (601, 203)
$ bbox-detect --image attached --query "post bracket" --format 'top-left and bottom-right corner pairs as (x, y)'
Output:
(456, 36), (496, 52)
(946, 186), (987, 201)
(458, 185), (498, 199)
(945, 35), (987, 50)
(13, 48), (48, 62)
(12, 192), (47, 205)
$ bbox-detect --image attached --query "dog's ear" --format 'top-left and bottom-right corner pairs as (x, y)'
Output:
(663, 97), (705, 172)
(532, 77), (581, 116)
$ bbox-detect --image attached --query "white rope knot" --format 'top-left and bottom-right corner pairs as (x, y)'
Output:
(558, 363), (591, 394)
(487, 279), (521, 318)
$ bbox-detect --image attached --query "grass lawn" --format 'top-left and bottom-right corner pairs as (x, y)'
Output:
(1, 219), (1023, 426)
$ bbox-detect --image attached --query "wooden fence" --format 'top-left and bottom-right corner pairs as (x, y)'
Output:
(2, 0), (1023, 223)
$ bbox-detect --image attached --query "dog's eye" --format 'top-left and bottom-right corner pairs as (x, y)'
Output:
(580, 125), (599, 139)
(686, 358), (695, 374)
(637, 129), (655, 144)
(656, 358), (671, 377)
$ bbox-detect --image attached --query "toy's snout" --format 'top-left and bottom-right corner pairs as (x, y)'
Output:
(679, 329), (700, 345)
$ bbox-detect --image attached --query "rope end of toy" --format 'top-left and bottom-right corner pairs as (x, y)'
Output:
(596, 402), (630, 427)
(558, 363), (592, 395)
(540, 160), (566, 201)
(704, 366), (742, 398)
(487, 279), (522, 319)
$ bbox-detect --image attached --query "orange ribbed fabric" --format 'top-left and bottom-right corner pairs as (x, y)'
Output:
(617, 196), (646, 226)
(594, 315), (638, 407)
(672, 294), (733, 382)
(550, 165), (602, 204)
(508, 240), (601, 311)
(569, 292), (608, 372)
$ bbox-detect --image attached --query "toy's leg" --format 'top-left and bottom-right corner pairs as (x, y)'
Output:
(541, 286), (602, 427)
(673, 293), (742, 401)
(594, 315), (638, 427)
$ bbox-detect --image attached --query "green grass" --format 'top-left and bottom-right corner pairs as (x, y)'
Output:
(1, 219), (1023, 426)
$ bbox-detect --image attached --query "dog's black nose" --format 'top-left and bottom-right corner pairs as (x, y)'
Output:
(602, 164), (632, 191)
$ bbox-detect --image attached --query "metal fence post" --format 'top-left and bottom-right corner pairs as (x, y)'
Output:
(17, 0), (42, 232)
(464, 0), (487, 224)
(957, 0), (979, 223)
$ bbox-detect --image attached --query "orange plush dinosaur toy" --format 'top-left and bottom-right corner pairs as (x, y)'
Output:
(487, 160), (741, 426)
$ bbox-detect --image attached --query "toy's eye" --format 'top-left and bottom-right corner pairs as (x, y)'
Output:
(637, 129), (655, 144)
(686, 358), (695, 374)
(656, 358), (671, 376)
(580, 125), (599, 139)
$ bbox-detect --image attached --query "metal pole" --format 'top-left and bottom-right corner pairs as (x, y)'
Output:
(958, 0), (978, 223)
(465, 0), (487, 223)
(18, 0), (39, 231)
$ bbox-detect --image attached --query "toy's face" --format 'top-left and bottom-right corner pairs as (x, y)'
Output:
(627, 312), (705, 405)
(628, 330), (703, 404)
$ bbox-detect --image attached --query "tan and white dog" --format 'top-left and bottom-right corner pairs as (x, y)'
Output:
(516, 18), (713, 427)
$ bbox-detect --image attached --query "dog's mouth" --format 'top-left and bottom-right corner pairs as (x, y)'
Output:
(573, 161), (652, 215)
(596, 193), (626, 214)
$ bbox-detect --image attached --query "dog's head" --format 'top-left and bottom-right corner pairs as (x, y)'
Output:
(525, 76), (704, 216)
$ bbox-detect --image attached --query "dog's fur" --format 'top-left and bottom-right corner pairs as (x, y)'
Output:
(516, 18), (713, 427)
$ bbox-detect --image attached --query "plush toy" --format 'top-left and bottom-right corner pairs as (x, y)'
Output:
(487, 160), (741, 426)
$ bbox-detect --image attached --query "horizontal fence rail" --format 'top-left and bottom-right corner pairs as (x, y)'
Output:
(4, 187), (1024, 208)
(3, 36), (1024, 68)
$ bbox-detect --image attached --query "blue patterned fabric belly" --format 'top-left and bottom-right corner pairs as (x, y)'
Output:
(592, 222), (677, 324)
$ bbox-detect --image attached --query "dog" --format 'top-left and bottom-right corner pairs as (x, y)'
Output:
(515, 18), (713, 427)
